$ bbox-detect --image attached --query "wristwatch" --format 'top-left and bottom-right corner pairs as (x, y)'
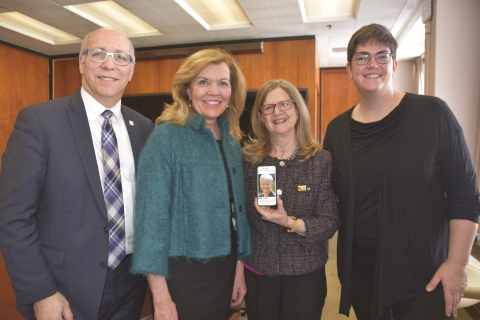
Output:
(284, 216), (297, 233)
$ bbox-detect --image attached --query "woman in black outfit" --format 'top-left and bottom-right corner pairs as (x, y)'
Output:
(323, 24), (480, 320)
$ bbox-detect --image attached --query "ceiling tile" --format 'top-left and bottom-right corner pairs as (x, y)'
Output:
(178, 23), (206, 32)
(153, 25), (183, 34)
(252, 18), (281, 33)
(238, 0), (274, 10)
(268, 0), (298, 7)
(209, 29), (238, 40)
(185, 30), (216, 42)
(275, 15), (303, 25)
(384, 0), (408, 18)
(270, 5), (302, 18)
(356, 0), (390, 20)
(381, 18), (397, 29)
(231, 27), (259, 37)
(114, 0), (152, 10)
(244, 8), (274, 20)
(280, 24), (305, 34)
(354, 19), (384, 30)
(130, 37), (156, 46)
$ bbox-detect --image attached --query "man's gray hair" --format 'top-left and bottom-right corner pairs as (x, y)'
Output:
(79, 27), (136, 65)
(259, 174), (273, 184)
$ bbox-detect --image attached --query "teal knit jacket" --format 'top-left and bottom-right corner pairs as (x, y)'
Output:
(131, 112), (252, 278)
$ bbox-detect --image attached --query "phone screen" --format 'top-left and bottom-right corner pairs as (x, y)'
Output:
(257, 166), (276, 206)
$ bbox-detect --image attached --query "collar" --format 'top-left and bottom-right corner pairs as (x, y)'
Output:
(186, 111), (229, 134)
(81, 87), (123, 123)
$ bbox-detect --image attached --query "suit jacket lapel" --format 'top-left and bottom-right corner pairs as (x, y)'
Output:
(121, 106), (141, 167)
(66, 89), (108, 221)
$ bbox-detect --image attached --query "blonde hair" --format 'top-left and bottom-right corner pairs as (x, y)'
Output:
(156, 49), (246, 141)
(243, 79), (321, 168)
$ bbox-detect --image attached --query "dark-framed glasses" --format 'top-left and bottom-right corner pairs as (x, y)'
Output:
(353, 52), (393, 65)
(86, 49), (133, 66)
(260, 100), (295, 115)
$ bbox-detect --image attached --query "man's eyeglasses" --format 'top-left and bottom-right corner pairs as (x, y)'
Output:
(260, 100), (295, 115)
(353, 52), (393, 66)
(85, 49), (133, 66)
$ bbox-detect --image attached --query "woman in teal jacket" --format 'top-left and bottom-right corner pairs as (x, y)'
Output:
(132, 49), (251, 320)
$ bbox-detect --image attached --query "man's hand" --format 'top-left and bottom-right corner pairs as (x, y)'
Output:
(33, 291), (73, 320)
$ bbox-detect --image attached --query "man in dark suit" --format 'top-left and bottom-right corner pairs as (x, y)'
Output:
(0, 27), (154, 320)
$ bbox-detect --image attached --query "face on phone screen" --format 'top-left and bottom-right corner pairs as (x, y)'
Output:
(257, 166), (276, 206)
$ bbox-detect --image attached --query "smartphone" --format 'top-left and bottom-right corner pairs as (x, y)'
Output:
(257, 166), (276, 206)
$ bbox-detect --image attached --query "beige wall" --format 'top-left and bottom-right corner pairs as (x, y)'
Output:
(393, 59), (416, 94)
(432, 0), (480, 179)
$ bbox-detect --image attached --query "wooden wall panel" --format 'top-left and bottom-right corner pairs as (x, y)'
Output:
(53, 58), (82, 99)
(0, 43), (49, 319)
(320, 69), (359, 143)
(52, 39), (319, 138)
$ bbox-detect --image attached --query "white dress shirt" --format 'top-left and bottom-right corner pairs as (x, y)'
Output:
(81, 87), (136, 254)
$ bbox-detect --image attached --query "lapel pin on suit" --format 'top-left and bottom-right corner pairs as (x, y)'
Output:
(129, 120), (134, 126)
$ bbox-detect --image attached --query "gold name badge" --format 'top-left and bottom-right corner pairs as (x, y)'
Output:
(297, 185), (306, 191)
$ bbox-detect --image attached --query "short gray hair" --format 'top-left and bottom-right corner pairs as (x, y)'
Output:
(79, 27), (136, 65)
(259, 174), (273, 185)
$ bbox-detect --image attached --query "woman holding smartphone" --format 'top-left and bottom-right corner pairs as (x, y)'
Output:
(132, 49), (251, 320)
(242, 79), (340, 320)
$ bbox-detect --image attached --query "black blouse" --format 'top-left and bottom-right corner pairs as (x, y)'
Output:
(350, 97), (406, 279)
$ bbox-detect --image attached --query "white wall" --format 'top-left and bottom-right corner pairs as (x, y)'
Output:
(393, 59), (416, 93)
(433, 0), (480, 176)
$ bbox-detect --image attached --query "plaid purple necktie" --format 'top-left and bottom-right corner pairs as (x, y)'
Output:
(101, 110), (126, 270)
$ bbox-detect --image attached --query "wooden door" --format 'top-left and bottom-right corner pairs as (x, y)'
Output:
(320, 68), (359, 143)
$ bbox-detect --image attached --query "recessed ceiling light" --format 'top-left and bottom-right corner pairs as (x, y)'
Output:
(174, 0), (252, 30)
(299, 0), (359, 23)
(64, 1), (162, 38)
(0, 11), (81, 45)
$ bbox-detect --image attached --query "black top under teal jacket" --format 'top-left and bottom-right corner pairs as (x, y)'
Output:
(323, 93), (480, 318)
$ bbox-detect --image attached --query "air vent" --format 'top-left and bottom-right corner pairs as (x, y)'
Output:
(0, 5), (14, 13)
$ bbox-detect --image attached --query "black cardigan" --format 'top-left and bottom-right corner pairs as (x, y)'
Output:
(323, 93), (480, 317)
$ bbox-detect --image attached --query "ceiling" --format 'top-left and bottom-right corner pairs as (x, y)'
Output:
(0, 0), (426, 67)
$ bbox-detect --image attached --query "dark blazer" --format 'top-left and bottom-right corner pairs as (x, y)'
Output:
(243, 151), (340, 277)
(0, 89), (154, 320)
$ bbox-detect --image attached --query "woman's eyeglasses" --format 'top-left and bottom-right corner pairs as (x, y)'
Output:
(260, 100), (295, 115)
(353, 52), (393, 65)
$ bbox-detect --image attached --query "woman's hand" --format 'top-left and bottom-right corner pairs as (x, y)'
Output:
(425, 219), (477, 318)
(147, 273), (178, 320)
(426, 260), (467, 317)
(231, 261), (247, 306)
(254, 196), (306, 236)
(254, 195), (289, 226)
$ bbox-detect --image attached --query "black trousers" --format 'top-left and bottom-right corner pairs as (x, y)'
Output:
(97, 255), (148, 320)
(159, 250), (237, 320)
(351, 274), (454, 320)
(244, 266), (327, 320)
